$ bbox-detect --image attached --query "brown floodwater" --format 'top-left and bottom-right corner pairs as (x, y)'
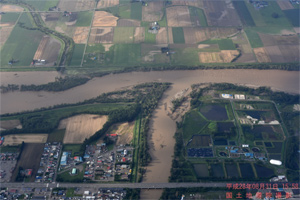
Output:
(0, 69), (299, 199)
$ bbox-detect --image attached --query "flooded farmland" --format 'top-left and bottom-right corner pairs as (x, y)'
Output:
(0, 69), (299, 199)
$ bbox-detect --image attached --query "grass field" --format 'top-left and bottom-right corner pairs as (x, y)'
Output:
(172, 27), (185, 43)
(25, 0), (59, 11)
(70, 44), (85, 66)
(182, 110), (208, 141)
(188, 6), (208, 27)
(144, 30), (156, 43)
(110, 44), (141, 65)
(202, 39), (236, 50)
(130, 2), (142, 20)
(75, 11), (93, 27)
(0, 145), (20, 153)
(47, 129), (66, 143)
(171, 47), (199, 65)
(119, 4), (131, 19)
(246, 1), (292, 28)
(245, 28), (264, 48)
(57, 165), (84, 182)
(63, 144), (83, 156)
(283, 9), (300, 27)
(0, 13), (20, 23)
(0, 25), (43, 67)
(113, 27), (134, 43)
(232, 1), (255, 26)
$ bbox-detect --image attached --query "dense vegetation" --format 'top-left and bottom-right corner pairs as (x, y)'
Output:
(20, 76), (90, 92)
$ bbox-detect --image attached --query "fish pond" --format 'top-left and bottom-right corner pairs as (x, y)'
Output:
(254, 164), (275, 178)
(239, 163), (255, 178)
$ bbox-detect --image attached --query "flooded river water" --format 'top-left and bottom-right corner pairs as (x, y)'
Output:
(1, 69), (299, 199)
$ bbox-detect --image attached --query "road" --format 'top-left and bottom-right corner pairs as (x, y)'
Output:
(1, 182), (228, 189)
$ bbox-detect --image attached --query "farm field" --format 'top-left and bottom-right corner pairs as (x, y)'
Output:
(59, 114), (108, 144)
(0, 119), (22, 130)
(11, 143), (44, 182)
(3, 134), (48, 146)
(106, 121), (135, 145)
(0, 0), (299, 69)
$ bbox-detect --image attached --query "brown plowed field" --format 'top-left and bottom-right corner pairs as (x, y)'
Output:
(134, 27), (145, 43)
(97, 0), (119, 8)
(172, 0), (203, 8)
(166, 6), (192, 27)
(277, 0), (294, 10)
(58, 0), (95, 12)
(0, 5), (23, 12)
(156, 27), (168, 44)
(73, 27), (90, 44)
(168, 27), (174, 44)
(260, 33), (299, 46)
(183, 27), (238, 44)
(89, 27), (114, 43)
(92, 11), (118, 27)
(253, 48), (271, 63)
(265, 46), (285, 63)
(33, 36), (61, 65)
(59, 114), (108, 144)
(117, 19), (140, 27)
(33, 36), (50, 60)
(278, 45), (299, 62)
(199, 50), (240, 63)
(0, 27), (13, 47)
(4, 134), (48, 146)
(142, 1), (164, 22)
(203, 0), (241, 26)
(11, 143), (44, 182)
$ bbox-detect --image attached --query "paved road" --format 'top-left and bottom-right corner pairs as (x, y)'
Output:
(1, 182), (227, 189)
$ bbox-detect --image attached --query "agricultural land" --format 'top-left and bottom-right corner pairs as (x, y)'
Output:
(0, 0), (298, 72)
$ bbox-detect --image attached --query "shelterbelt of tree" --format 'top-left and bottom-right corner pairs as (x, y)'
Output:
(1, 0), (74, 66)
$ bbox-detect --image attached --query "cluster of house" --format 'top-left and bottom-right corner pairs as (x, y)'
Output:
(249, 0), (269, 9)
(52, 188), (127, 199)
(0, 152), (18, 161)
(148, 22), (160, 34)
(36, 142), (61, 183)
(290, 0), (300, 5)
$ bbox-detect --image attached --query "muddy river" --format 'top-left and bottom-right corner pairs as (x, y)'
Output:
(1, 69), (299, 199)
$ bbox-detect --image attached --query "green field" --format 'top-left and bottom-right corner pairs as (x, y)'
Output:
(172, 27), (185, 44)
(111, 44), (141, 65)
(63, 144), (83, 156)
(232, 1), (255, 26)
(244, 28), (263, 48)
(0, 13), (20, 23)
(85, 44), (105, 54)
(130, 2), (142, 20)
(170, 47), (199, 66)
(188, 6), (208, 27)
(56, 166), (84, 182)
(246, 1), (292, 28)
(283, 9), (300, 27)
(47, 129), (66, 143)
(202, 39), (236, 50)
(182, 110), (208, 141)
(70, 44), (85, 66)
(144, 30), (156, 43)
(113, 27), (134, 43)
(0, 25), (43, 67)
(24, 0), (59, 11)
(75, 11), (93, 27)
(119, 4), (131, 19)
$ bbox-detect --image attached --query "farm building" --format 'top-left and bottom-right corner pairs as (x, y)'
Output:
(148, 22), (160, 34)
